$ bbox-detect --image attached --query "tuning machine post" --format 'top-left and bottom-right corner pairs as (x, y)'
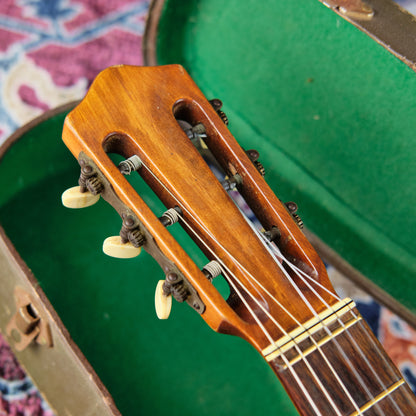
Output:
(155, 272), (189, 319)
(155, 262), (211, 319)
(209, 98), (228, 125)
(245, 149), (265, 177)
(61, 160), (104, 209)
(285, 202), (304, 229)
(103, 214), (145, 259)
(118, 155), (142, 175)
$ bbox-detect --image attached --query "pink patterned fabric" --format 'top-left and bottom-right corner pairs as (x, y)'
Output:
(0, 0), (148, 145)
(0, 335), (25, 381)
(0, 333), (54, 416)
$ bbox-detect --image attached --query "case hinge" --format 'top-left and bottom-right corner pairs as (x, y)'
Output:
(6, 287), (53, 351)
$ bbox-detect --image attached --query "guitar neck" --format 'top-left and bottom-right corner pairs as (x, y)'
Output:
(61, 65), (415, 416)
(264, 299), (416, 415)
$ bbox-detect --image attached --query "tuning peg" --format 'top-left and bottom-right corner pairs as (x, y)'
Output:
(103, 236), (141, 258)
(221, 174), (242, 191)
(209, 98), (228, 125)
(245, 149), (265, 176)
(61, 186), (100, 208)
(155, 280), (172, 319)
(103, 214), (145, 259)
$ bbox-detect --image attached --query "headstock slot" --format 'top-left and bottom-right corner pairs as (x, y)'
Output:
(100, 129), (274, 328)
(171, 98), (332, 296)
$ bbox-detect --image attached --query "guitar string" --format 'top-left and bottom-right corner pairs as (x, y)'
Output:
(138, 161), (356, 415)
(139, 152), (406, 413)
(234, 207), (377, 414)
(186, 207), (403, 416)
(282, 252), (410, 407)
(240, 197), (404, 415)
(230, 187), (403, 414)
(137, 161), (340, 415)
(256, 232), (394, 416)
(209, 257), (324, 416)
(284, 260), (406, 378)
(180, 180), (379, 414)
(230, 181), (396, 411)
(178, 213), (345, 416)
(138, 159), (370, 414)
(133, 136), (406, 412)
(214, 145), (401, 408)
(274, 252), (405, 415)
(278, 256), (404, 415)
(194, 206), (405, 416)
(220, 268), (327, 416)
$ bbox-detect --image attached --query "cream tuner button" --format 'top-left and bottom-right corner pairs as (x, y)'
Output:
(155, 280), (172, 319)
(61, 186), (100, 208)
(103, 236), (141, 259)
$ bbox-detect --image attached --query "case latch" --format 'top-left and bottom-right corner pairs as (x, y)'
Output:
(6, 287), (53, 351)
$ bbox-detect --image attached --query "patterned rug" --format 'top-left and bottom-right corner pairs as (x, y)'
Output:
(0, 1), (415, 415)
(0, 0), (147, 143)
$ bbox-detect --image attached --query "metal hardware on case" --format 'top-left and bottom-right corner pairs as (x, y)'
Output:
(326, 0), (374, 20)
(119, 155), (143, 175)
(6, 287), (53, 351)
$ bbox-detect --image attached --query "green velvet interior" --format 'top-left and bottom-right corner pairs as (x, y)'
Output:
(156, 0), (416, 313)
(0, 113), (297, 415)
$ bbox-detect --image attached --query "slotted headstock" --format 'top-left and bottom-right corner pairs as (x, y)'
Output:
(61, 65), (339, 353)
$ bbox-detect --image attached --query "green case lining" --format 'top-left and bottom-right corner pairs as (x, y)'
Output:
(155, 0), (416, 313)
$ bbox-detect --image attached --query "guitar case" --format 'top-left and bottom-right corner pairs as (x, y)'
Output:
(0, 1), (415, 415)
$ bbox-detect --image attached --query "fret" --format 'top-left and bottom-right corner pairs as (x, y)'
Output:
(262, 298), (359, 366)
(265, 299), (416, 415)
(348, 379), (404, 416)
(347, 382), (416, 416)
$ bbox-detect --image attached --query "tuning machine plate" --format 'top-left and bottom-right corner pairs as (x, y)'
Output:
(63, 152), (206, 316)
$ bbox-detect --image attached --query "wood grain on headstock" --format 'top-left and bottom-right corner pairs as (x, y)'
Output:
(62, 65), (338, 352)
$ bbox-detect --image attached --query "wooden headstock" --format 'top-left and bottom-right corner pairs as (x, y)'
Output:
(61, 65), (339, 354)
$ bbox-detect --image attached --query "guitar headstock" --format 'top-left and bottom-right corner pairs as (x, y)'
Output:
(61, 65), (339, 353)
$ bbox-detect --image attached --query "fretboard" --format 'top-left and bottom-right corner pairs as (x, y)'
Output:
(262, 299), (416, 415)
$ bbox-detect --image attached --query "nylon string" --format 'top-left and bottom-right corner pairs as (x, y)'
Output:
(264, 239), (403, 415)
(136, 158), (398, 415)
(137, 160), (361, 415)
